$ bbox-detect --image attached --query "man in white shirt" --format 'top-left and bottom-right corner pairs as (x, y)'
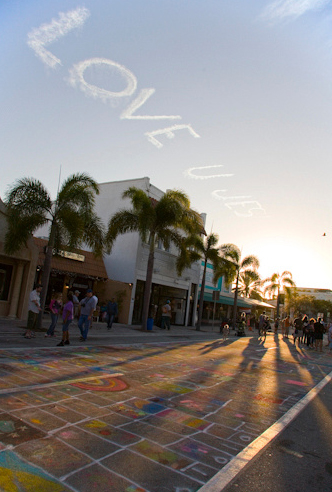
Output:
(78, 289), (97, 341)
(24, 284), (42, 339)
(161, 300), (172, 330)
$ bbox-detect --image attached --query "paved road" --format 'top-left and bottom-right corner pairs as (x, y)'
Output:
(221, 379), (332, 492)
(0, 319), (331, 491)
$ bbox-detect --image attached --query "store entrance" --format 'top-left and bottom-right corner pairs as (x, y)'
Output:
(132, 280), (188, 326)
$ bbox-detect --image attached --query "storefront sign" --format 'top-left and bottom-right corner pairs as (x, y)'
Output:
(53, 249), (85, 262)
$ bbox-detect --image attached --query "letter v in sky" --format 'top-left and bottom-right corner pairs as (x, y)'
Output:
(27, 7), (90, 68)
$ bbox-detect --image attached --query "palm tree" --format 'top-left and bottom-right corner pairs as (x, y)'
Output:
(106, 187), (203, 331)
(4, 173), (104, 321)
(264, 271), (296, 317)
(238, 270), (262, 300)
(177, 233), (222, 331)
(214, 244), (259, 329)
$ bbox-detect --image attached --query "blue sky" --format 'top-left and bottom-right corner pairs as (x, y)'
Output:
(1, 0), (332, 289)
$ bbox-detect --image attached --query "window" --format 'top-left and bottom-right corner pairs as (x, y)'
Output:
(157, 239), (170, 252)
(0, 264), (13, 301)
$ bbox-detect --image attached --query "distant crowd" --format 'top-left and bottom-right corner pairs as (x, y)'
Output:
(220, 311), (332, 353)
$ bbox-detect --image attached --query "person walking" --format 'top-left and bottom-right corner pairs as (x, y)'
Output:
(314, 317), (325, 352)
(222, 323), (229, 342)
(280, 317), (285, 337)
(78, 289), (97, 341)
(328, 323), (332, 355)
(306, 318), (315, 348)
(57, 292), (74, 346)
(24, 284), (42, 339)
(301, 315), (309, 344)
(72, 290), (80, 319)
(293, 315), (302, 345)
(106, 297), (118, 330)
(284, 315), (291, 339)
(161, 300), (172, 330)
(45, 292), (62, 337)
(258, 311), (266, 337)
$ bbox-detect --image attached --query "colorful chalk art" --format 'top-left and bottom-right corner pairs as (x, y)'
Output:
(0, 338), (331, 491)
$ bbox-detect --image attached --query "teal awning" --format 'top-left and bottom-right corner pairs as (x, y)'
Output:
(200, 291), (275, 310)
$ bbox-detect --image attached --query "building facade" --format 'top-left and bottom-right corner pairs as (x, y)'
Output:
(292, 287), (332, 302)
(94, 177), (202, 326)
(0, 200), (39, 319)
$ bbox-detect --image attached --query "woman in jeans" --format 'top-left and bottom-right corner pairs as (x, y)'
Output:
(45, 293), (62, 337)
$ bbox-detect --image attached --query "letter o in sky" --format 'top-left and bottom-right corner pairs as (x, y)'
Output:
(69, 57), (137, 100)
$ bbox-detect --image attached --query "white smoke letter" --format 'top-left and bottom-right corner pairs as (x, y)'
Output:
(27, 7), (90, 68)
(120, 88), (181, 120)
(68, 58), (137, 102)
(225, 201), (266, 217)
(184, 165), (233, 180)
(145, 124), (200, 148)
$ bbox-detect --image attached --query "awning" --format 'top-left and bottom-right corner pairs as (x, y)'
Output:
(200, 290), (275, 310)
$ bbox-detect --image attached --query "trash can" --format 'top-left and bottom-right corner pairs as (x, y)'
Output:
(147, 317), (154, 331)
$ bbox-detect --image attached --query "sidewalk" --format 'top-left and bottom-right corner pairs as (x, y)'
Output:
(0, 315), (226, 348)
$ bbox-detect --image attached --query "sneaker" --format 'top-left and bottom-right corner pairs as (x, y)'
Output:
(64, 340), (70, 345)
(79, 336), (85, 341)
(57, 341), (64, 346)
(45, 334), (50, 337)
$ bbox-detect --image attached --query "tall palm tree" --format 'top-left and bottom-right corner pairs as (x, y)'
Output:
(264, 271), (295, 317)
(214, 244), (260, 329)
(238, 270), (262, 299)
(106, 187), (203, 331)
(177, 233), (222, 331)
(4, 173), (104, 320)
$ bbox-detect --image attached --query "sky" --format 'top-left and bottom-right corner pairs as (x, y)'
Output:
(1, 0), (332, 289)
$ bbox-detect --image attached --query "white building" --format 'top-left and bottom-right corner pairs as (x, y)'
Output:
(291, 287), (332, 302)
(94, 177), (202, 326)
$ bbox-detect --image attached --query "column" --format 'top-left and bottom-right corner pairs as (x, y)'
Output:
(8, 261), (24, 318)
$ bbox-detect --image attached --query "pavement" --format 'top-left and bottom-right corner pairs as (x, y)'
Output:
(0, 317), (331, 492)
(0, 316), (225, 348)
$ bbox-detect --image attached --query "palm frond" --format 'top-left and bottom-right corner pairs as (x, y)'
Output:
(58, 173), (99, 201)
(82, 212), (105, 256)
(4, 178), (52, 254)
(213, 258), (237, 285)
(5, 177), (52, 216)
(241, 255), (259, 270)
(220, 243), (241, 265)
(106, 210), (140, 251)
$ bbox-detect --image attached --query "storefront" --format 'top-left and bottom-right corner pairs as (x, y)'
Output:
(33, 238), (108, 305)
(132, 279), (198, 326)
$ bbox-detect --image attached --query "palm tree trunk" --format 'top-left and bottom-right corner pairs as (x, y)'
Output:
(276, 286), (280, 318)
(232, 271), (239, 330)
(196, 260), (207, 331)
(141, 238), (155, 331)
(38, 223), (56, 329)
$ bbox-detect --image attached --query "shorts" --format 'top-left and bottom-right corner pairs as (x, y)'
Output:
(62, 319), (72, 332)
(27, 311), (39, 331)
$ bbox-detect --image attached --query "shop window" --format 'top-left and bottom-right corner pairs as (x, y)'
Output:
(0, 264), (13, 301)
